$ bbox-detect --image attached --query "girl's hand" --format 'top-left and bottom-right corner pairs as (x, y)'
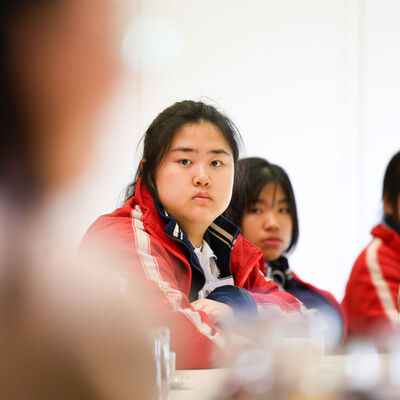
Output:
(190, 298), (234, 324)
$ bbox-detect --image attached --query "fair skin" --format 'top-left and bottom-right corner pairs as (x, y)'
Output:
(190, 298), (233, 324)
(153, 121), (235, 323)
(3, 3), (156, 399)
(154, 122), (235, 247)
(241, 182), (293, 261)
(9, 0), (129, 192)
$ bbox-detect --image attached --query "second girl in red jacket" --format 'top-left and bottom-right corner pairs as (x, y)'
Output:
(225, 157), (345, 347)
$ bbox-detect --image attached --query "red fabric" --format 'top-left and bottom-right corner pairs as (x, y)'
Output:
(231, 242), (302, 312)
(342, 223), (400, 338)
(81, 179), (302, 369)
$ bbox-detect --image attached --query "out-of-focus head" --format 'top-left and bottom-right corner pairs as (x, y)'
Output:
(227, 157), (299, 260)
(383, 150), (400, 225)
(1, 0), (129, 196)
(126, 100), (243, 200)
(0, 256), (155, 400)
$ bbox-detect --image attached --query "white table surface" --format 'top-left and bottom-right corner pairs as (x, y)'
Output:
(170, 367), (229, 400)
(170, 354), (354, 400)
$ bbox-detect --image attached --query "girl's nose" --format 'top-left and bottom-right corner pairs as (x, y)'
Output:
(193, 166), (211, 187)
(193, 174), (211, 187)
(262, 212), (279, 230)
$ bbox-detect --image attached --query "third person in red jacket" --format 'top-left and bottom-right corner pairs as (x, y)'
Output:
(342, 150), (400, 339)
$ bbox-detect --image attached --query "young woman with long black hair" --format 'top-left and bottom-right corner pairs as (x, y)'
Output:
(81, 101), (306, 369)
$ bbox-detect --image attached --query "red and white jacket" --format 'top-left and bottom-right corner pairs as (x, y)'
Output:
(81, 179), (302, 369)
(342, 221), (400, 338)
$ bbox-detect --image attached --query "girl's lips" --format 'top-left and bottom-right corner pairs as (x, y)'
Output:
(263, 238), (282, 247)
(193, 196), (211, 202)
(193, 193), (211, 201)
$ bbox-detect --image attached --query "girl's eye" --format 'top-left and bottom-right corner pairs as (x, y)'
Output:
(279, 207), (290, 214)
(249, 208), (262, 214)
(179, 159), (192, 166)
(210, 160), (222, 167)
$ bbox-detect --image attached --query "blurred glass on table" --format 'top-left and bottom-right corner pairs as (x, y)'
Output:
(153, 327), (171, 400)
(211, 312), (400, 400)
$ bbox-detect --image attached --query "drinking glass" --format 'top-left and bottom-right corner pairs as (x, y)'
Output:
(152, 327), (170, 400)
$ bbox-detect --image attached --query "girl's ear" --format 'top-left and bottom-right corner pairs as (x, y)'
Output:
(383, 191), (394, 216)
(140, 159), (156, 192)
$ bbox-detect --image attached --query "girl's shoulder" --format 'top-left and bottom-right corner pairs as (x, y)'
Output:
(371, 223), (400, 255)
(230, 234), (265, 275)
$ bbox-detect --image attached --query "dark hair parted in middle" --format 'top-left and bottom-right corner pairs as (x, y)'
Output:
(125, 100), (243, 201)
(227, 157), (299, 253)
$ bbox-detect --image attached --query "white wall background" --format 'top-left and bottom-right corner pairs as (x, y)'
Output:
(56, 0), (400, 302)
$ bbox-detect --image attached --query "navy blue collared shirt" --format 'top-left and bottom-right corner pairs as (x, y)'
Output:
(154, 199), (258, 318)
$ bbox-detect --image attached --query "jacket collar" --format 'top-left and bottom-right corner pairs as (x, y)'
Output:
(266, 256), (293, 288)
(371, 220), (400, 253)
(134, 178), (241, 299)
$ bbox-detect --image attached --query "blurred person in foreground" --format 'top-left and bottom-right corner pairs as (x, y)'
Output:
(342, 150), (400, 340)
(0, 1), (154, 399)
(225, 157), (345, 348)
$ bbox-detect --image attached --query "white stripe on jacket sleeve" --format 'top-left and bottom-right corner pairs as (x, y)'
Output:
(366, 238), (399, 325)
(130, 206), (225, 347)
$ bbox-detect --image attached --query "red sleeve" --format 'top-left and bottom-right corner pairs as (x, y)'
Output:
(342, 238), (399, 338)
(80, 212), (228, 369)
(230, 235), (303, 312)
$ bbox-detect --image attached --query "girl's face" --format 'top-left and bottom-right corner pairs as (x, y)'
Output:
(241, 182), (293, 261)
(154, 122), (234, 236)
